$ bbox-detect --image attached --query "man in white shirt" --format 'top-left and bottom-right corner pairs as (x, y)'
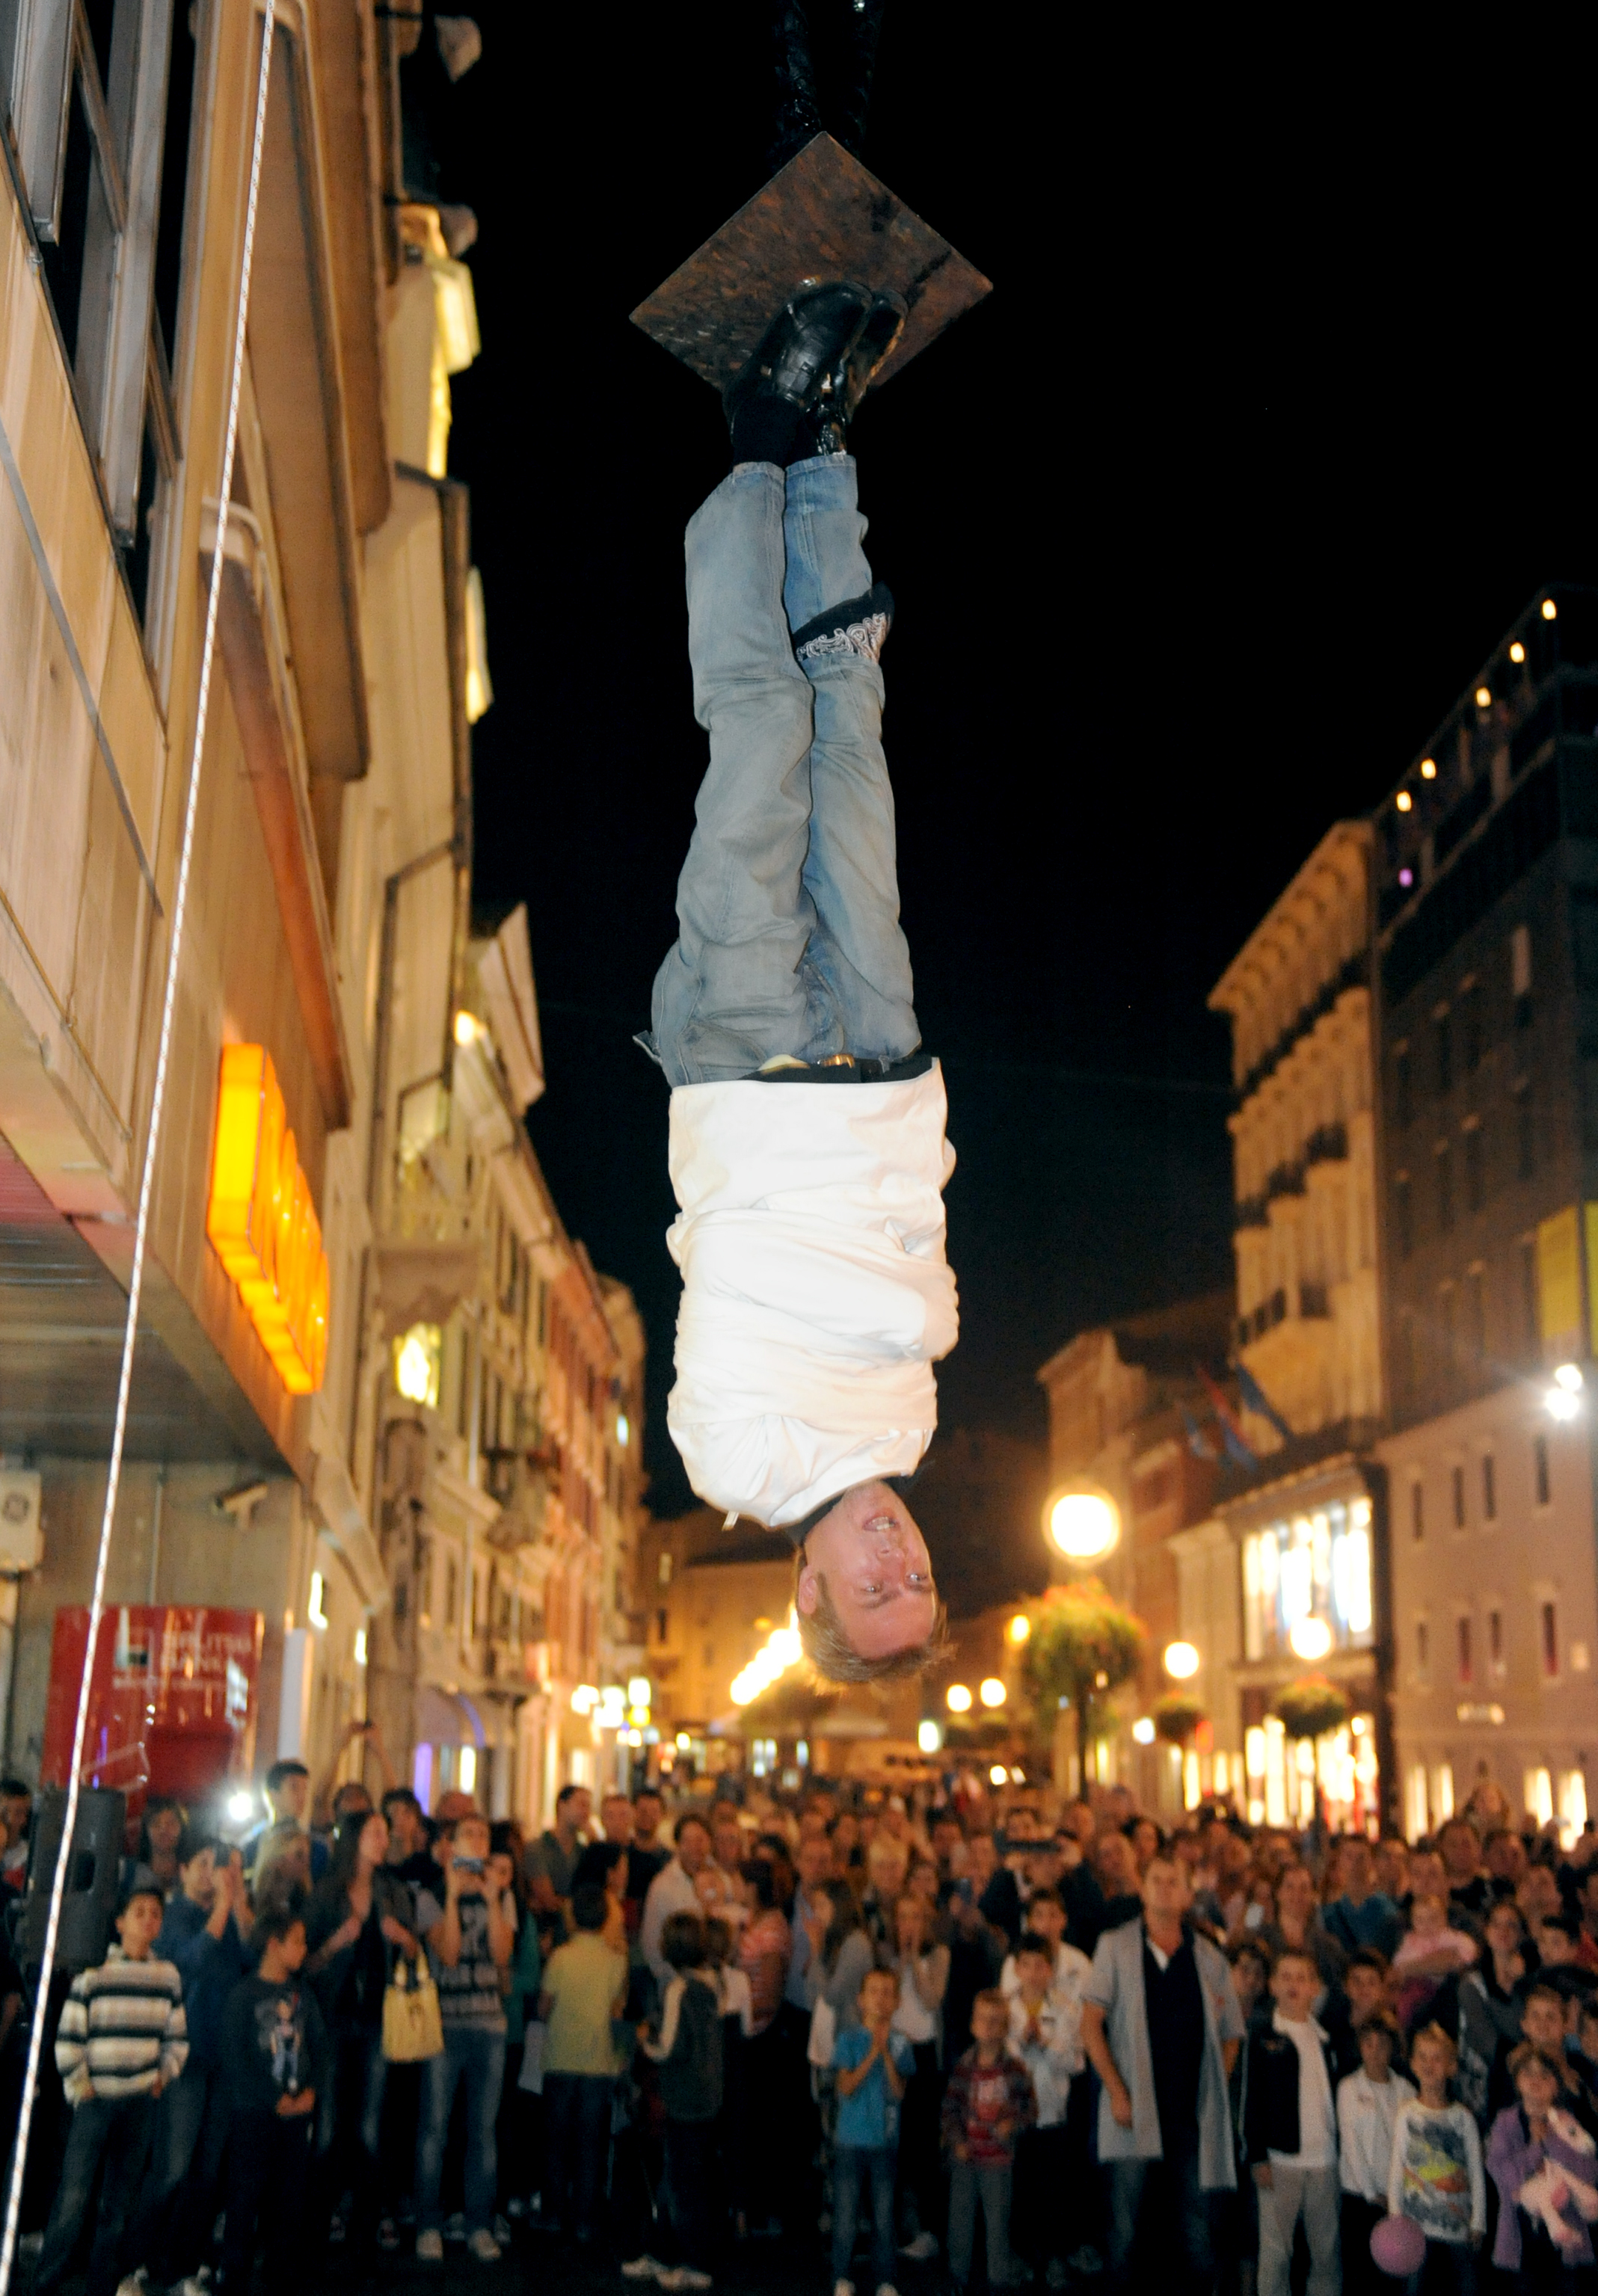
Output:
(639, 1814), (715, 1989)
(642, 283), (960, 1687)
(1245, 1950), (1341, 2296)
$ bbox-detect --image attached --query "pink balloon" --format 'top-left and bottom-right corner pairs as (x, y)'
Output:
(1370, 2213), (1427, 2277)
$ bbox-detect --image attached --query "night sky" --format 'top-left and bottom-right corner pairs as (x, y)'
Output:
(441, 11), (1598, 1530)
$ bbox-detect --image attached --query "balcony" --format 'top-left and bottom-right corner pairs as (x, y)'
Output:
(1266, 1162), (1306, 1202)
(1299, 1282), (1330, 1319)
(1234, 1195), (1268, 1233)
(1304, 1122), (1348, 1168)
(482, 1447), (554, 1549)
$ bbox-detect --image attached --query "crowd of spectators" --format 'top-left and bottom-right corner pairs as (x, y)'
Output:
(1, 1750), (1597, 2295)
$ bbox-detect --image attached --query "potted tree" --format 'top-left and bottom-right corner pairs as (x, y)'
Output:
(1019, 1578), (1146, 1786)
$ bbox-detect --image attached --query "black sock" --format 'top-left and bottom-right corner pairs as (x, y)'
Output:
(729, 396), (808, 470)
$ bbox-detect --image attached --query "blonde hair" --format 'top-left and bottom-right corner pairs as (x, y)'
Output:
(793, 1550), (953, 1685)
(1411, 2020), (1458, 2072)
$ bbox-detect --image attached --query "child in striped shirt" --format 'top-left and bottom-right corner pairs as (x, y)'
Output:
(36, 1882), (188, 2296)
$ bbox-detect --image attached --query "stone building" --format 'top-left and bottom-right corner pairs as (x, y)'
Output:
(1373, 588), (1598, 1839)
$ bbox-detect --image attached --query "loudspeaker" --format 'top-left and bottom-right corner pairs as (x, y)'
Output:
(20, 1789), (126, 1972)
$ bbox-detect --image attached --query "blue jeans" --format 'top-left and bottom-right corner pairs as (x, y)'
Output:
(832, 2143), (897, 2287)
(1107, 2149), (1217, 2295)
(542, 2070), (614, 2241)
(414, 2025), (505, 2234)
(648, 455), (919, 1085)
(35, 2094), (155, 2296)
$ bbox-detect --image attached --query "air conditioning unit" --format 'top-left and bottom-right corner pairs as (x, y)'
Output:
(0, 1472), (43, 1574)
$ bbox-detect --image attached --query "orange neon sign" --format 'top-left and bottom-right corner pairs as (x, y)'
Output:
(205, 1045), (329, 1394)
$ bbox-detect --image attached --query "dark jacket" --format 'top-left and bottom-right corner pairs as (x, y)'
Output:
(1241, 2010), (1339, 2166)
(221, 1972), (331, 2117)
(156, 1894), (251, 2071)
(303, 1868), (416, 2028)
(653, 1971), (723, 2123)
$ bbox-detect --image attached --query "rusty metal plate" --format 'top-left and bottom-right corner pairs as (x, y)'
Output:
(630, 134), (992, 396)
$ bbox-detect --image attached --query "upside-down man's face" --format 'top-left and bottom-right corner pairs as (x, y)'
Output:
(796, 1480), (936, 1661)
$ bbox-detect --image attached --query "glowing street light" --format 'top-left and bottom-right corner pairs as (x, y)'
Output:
(989, 1764), (1009, 1786)
(1289, 1616), (1333, 1661)
(946, 1683), (973, 1713)
(1164, 1641), (1200, 1680)
(979, 1678), (1007, 1708)
(1044, 1485), (1121, 1564)
(1131, 1717), (1155, 1746)
(1547, 1364), (1584, 1422)
(1007, 1613), (1031, 1645)
(917, 1719), (941, 1754)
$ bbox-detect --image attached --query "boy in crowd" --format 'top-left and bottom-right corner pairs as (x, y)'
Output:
(1336, 2011), (1413, 2296)
(36, 1882), (188, 2296)
(998, 1891), (1089, 2011)
(219, 1904), (327, 2296)
(1244, 1948), (1341, 2296)
(636, 1911), (723, 2292)
(1007, 1933), (1081, 2289)
(414, 1812), (513, 2261)
(1387, 2023), (1486, 2278)
(539, 1883), (627, 2247)
(831, 1964), (915, 2296)
(941, 1988), (1036, 2294)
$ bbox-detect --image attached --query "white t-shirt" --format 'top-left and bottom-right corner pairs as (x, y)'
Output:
(1337, 2066), (1416, 2200)
(1267, 2012), (1336, 2170)
(665, 1067), (959, 1527)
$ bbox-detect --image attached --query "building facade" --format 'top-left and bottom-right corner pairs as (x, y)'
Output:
(0, 1), (640, 1828)
(1374, 586), (1598, 1838)
(1199, 822), (1392, 1832)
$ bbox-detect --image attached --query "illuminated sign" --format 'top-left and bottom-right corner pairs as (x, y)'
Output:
(206, 1044), (329, 1394)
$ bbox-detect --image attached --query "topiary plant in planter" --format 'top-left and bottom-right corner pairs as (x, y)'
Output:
(1273, 1675), (1350, 1742)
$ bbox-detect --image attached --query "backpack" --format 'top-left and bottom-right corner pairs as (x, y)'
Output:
(658, 1976), (724, 2123)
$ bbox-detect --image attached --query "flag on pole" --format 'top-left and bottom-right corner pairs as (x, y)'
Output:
(1180, 1406), (1218, 1462)
(1196, 1364), (1258, 1469)
(1235, 1360), (1294, 1445)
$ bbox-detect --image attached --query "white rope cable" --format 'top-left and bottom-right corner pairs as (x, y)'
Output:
(0, 7), (276, 2286)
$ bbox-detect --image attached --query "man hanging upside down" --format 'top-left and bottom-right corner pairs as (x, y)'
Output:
(644, 282), (959, 1685)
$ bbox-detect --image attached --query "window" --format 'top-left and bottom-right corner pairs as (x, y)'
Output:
(1435, 1008), (1453, 1097)
(1520, 1238), (1540, 1349)
(1489, 1607), (1505, 1677)
(1438, 1284), (1456, 1370)
(1465, 1267), (1486, 1361)
(7, 0), (194, 633)
(1457, 1616), (1473, 1685)
(1416, 1619), (1430, 1684)
(1411, 1480), (1425, 1541)
(1541, 1600), (1559, 1678)
(1436, 1142), (1454, 1231)
(1463, 1122), (1484, 1212)
(1239, 1500), (1374, 1661)
(1482, 1453), (1497, 1521)
(1514, 1082), (1535, 1181)
(1534, 1435), (1551, 1507)
(1395, 1042), (1413, 1129)
(1451, 1465), (1466, 1529)
(1512, 923), (1533, 1003)
(1395, 1174), (1413, 1259)
(1460, 980), (1484, 1073)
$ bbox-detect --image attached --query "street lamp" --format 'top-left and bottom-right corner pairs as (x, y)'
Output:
(1547, 1364), (1585, 1421)
(1164, 1641), (1200, 1679)
(979, 1678), (1007, 1708)
(946, 1683), (973, 1713)
(1289, 1616), (1333, 1661)
(1043, 1483), (1121, 1565)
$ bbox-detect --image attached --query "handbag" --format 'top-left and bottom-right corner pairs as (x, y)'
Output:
(382, 1955), (444, 2063)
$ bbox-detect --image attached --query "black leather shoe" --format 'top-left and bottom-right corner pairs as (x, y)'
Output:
(811, 289), (908, 453)
(724, 281), (874, 440)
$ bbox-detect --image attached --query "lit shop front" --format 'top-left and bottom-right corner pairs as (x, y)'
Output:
(1226, 1464), (1393, 1835)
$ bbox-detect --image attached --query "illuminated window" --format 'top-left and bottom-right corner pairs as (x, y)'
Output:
(1241, 1501), (1373, 1661)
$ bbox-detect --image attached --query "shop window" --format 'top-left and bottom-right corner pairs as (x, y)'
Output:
(1534, 1435), (1552, 1508)
(1240, 1500), (1374, 1661)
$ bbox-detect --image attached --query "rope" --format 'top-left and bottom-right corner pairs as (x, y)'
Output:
(0, 6), (276, 2285)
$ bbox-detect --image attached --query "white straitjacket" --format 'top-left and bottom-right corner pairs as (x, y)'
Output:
(666, 1062), (960, 1530)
